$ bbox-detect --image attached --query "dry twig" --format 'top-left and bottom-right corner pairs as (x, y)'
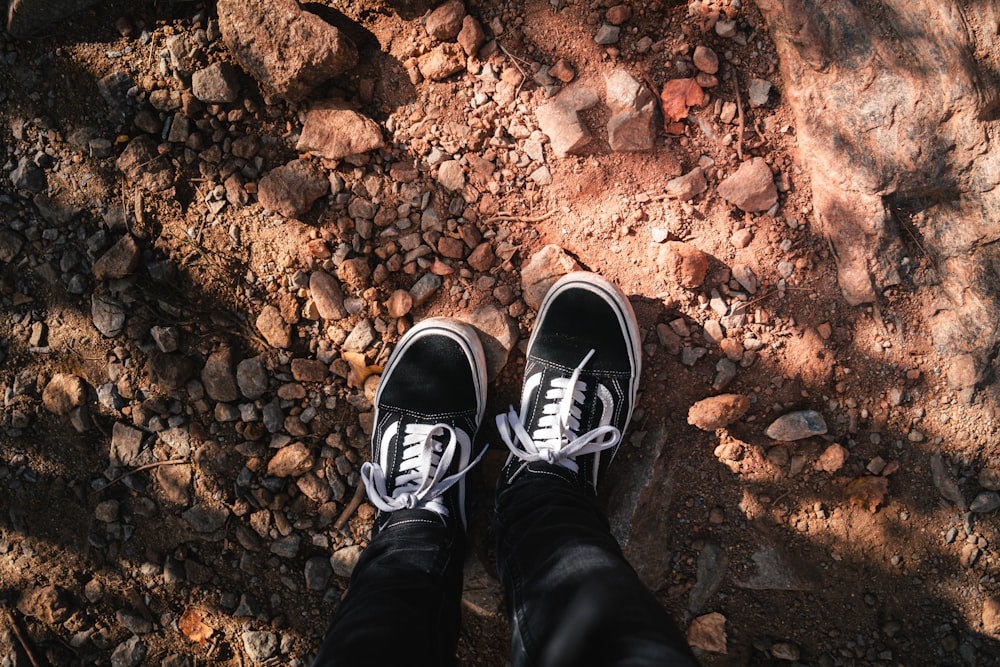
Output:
(482, 210), (555, 225)
(334, 481), (368, 532)
(94, 459), (191, 493)
(732, 70), (746, 160)
(1, 606), (44, 667)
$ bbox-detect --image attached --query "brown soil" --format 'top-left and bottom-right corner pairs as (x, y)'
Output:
(1, 1), (998, 666)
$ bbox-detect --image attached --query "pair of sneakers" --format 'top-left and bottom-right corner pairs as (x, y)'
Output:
(360, 272), (642, 533)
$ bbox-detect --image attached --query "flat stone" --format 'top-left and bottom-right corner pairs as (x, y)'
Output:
(116, 136), (174, 192)
(42, 373), (86, 415)
(521, 245), (582, 310)
(110, 635), (146, 667)
(425, 0), (465, 40)
(748, 78), (773, 107)
(717, 158), (778, 212)
(731, 264), (758, 294)
(147, 351), (196, 389)
(267, 442), (313, 477)
(594, 24), (620, 45)
(93, 234), (141, 280)
(155, 463), (192, 505)
(296, 100), (385, 160)
(258, 159), (328, 217)
(182, 504), (229, 533)
(418, 43), (465, 81)
(202, 347), (239, 402)
(687, 394), (750, 431)
(241, 630), (278, 663)
(342, 319), (375, 352)
(218, 0), (357, 102)
(665, 167), (707, 200)
(467, 242), (496, 272)
(409, 273), (442, 307)
(10, 156), (46, 193)
(310, 270), (348, 320)
(765, 410), (828, 441)
(290, 358), (328, 382)
(657, 241), (710, 289)
(297, 472), (332, 503)
(191, 61), (241, 103)
(150, 326), (181, 353)
(534, 84), (600, 158)
(270, 534), (300, 558)
(606, 69), (657, 152)
(111, 422), (143, 466)
(437, 160), (466, 191)
(256, 305), (291, 349)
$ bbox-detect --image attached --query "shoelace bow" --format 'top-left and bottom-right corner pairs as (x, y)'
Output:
(361, 422), (485, 517)
(497, 349), (621, 477)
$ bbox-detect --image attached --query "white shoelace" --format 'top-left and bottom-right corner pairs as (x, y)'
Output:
(496, 349), (621, 478)
(361, 423), (485, 517)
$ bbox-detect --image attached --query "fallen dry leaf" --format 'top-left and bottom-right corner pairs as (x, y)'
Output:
(178, 608), (213, 644)
(844, 475), (889, 513)
(343, 351), (382, 389)
(660, 78), (706, 123)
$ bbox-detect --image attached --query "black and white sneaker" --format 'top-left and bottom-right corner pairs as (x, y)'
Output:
(496, 272), (641, 493)
(360, 318), (488, 533)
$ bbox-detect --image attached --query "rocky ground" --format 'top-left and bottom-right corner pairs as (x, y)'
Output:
(1, 0), (999, 665)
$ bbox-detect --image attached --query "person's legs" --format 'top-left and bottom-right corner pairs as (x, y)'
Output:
(494, 272), (699, 667)
(313, 319), (488, 667)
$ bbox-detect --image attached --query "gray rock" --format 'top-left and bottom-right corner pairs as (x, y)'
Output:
(594, 24), (620, 44)
(748, 78), (773, 107)
(182, 504), (229, 533)
(296, 100), (385, 160)
(970, 491), (1000, 513)
(202, 347), (239, 403)
(111, 422), (144, 466)
(331, 545), (363, 578)
(241, 630), (278, 663)
(736, 545), (812, 591)
(765, 411), (828, 441)
(270, 534), (301, 558)
(10, 157), (46, 193)
(236, 357), (268, 399)
(0, 230), (25, 262)
(218, 0), (357, 102)
(731, 264), (758, 294)
(342, 319), (375, 353)
(713, 358), (737, 390)
(116, 608), (153, 634)
(310, 270), (348, 321)
(150, 326), (181, 353)
(681, 346), (707, 366)
(688, 542), (728, 615)
(718, 158), (778, 212)
(665, 167), (708, 200)
(409, 273), (442, 307)
(97, 70), (134, 110)
(93, 235), (141, 281)
(110, 635), (146, 667)
(304, 556), (333, 591)
(191, 61), (241, 103)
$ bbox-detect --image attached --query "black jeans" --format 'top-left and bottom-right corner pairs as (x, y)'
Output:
(313, 464), (698, 667)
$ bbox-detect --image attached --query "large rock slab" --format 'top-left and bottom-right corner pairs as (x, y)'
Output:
(605, 69), (657, 152)
(296, 100), (384, 160)
(218, 0), (358, 102)
(758, 0), (1000, 396)
(6, 0), (99, 37)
